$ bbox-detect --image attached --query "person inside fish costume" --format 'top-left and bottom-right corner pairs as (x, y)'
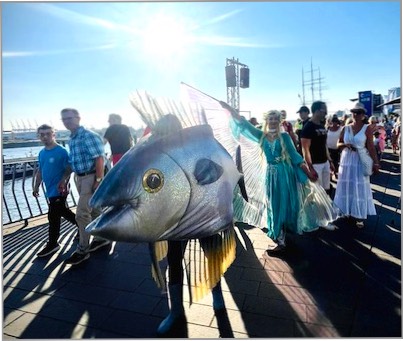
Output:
(86, 91), (247, 337)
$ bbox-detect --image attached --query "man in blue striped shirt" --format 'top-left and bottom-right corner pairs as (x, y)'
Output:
(58, 108), (111, 265)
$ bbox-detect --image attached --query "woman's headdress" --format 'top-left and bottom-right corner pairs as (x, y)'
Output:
(263, 110), (281, 121)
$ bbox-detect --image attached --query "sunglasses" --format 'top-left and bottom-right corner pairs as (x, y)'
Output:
(38, 132), (53, 137)
(61, 116), (78, 121)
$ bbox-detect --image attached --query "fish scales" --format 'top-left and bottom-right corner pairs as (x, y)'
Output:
(86, 125), (241, 243)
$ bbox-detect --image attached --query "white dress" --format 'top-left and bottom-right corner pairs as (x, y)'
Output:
(334, 124), (376, 219)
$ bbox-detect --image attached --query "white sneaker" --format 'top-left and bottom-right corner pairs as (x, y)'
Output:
(321, 223), (337, 231)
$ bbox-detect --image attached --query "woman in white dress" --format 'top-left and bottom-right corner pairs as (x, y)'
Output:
(333, 103), (380, 228)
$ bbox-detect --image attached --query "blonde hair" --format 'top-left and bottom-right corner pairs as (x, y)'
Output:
(258, 110), (290, 163)
(262, 110), (281, 122)
(261, 110), (281, 138)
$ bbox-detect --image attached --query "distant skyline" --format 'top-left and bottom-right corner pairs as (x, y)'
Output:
(2, 1), (401, 132)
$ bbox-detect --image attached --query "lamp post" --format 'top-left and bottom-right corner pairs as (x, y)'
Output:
(225, 57), (249, 111)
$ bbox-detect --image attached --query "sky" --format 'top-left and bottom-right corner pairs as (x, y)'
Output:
(2, 1), (401, 132)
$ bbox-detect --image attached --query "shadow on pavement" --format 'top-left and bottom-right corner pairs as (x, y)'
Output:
(3, 151), (401, 338)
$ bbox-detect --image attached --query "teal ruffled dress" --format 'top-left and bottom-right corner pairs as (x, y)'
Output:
(231, 117), (339, 240)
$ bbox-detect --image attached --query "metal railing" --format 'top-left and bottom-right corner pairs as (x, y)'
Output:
(2, 158), (78, 226)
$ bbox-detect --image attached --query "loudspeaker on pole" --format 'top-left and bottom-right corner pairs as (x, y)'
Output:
(225, 65), (236, 87)
(240, 67), (249, 88)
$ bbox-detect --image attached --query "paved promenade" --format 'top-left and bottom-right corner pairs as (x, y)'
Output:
(3, 150), (401, 338)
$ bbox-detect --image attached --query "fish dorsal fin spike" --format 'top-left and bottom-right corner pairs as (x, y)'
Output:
(129, 88), (206, 131)
(194, 158), (224, 185)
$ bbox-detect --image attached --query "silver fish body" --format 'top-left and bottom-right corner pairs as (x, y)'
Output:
(86, 125), (241, 242)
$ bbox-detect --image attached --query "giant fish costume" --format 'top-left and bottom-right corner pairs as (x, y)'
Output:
(86, 92), (246, 305)
(88, 124), (241, 242)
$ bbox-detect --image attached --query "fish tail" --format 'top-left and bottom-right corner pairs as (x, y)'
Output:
(186, 225), (236, 304)
(149, 242), (167, 291)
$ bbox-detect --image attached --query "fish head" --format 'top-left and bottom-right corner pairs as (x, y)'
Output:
(87, 138), (191, 242)
(87, 125), (241, 243)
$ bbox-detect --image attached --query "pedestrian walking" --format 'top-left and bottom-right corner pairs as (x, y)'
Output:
(391, 117), (401, 154)
(104, 113), (134, 166)
(333, 102), (380, 228)
(58, 108), (110, 265)
(221, 102), (339, 253)
(148, 114), (227, 337)
(300, 101), (337, 229)
(326, 115), (342, 179)
(33, 124), (78, 258)
(295, 105), (311, 155)
(280, 110), (298, 147)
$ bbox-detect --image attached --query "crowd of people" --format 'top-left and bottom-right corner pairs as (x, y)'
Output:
(33, 111), (133, 264)
(222, 101), (339, 253)
(31, 99), (399, 335)
(223, 100), (395, 253)
(33, 102), (400, 260)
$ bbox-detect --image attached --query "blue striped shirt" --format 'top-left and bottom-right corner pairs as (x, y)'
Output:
(68, 126), (104, 174)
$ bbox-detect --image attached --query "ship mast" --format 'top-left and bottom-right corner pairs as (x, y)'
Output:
(301, 58), (326, 106)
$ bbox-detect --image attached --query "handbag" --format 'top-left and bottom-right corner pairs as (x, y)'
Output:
(357, 147), (373, 176)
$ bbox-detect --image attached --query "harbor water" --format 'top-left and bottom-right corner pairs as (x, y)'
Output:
(2, 145), (83, 224)
(2, 143), (111, 161)
(3, 146), (44, 160)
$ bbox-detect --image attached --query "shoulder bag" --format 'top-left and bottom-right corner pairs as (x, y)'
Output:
(349, 125), (373, 177)
(357, 147), (373, 176)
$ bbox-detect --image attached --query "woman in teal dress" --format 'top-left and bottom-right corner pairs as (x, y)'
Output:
(222, 104), (339, 253)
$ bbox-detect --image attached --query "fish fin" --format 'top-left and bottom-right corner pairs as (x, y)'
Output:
(149, 242), (167, 292)
(238, 176), (248, 202)
(181, 84), (268, 227)
(235, 145), (243, 172)
(183, 226), (236, 304)
(194, 158), (224, 185)
(129, 90), (207, 130)
(154, 240), (168, 261)
(235, 146), (248, 201)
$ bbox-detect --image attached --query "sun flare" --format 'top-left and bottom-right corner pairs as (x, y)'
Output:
(141, 14), (192, 59)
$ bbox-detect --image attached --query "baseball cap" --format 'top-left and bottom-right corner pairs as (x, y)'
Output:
(297, 106), (310, 114)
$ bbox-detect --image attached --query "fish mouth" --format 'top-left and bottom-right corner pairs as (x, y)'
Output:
(86, 204), (141, 242)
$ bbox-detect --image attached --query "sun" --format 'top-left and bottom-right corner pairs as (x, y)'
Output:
(141, 14), (192, 59)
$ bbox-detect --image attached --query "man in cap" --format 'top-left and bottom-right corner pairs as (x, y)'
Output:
(295, 105), (311, 154)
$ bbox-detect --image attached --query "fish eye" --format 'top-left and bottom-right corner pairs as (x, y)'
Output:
(142, 169), (164, 193)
